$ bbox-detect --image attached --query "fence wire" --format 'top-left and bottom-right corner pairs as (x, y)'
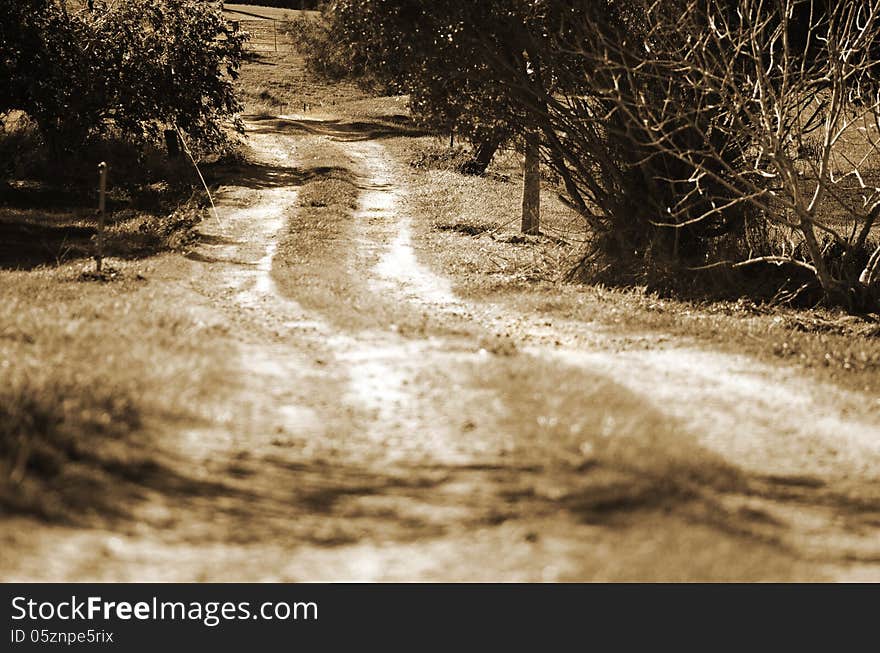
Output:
(228, 19), (294, 53)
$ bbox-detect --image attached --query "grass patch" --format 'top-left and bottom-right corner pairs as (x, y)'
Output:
(236, 48), (368, 115)
(0, 197), (204, 271)
(0, 377), (142, 520)
(0, 119), (227, 521)
(270, 137), (365, 323)
(494, 285), (880, 394)
(0, 262), (232, 523)
(385, 135), (585, 291)
(1, 113), (210, 271)
(435, 222), (490, 237)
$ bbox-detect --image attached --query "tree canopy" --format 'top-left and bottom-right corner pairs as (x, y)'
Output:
(1, 0), (246, 151)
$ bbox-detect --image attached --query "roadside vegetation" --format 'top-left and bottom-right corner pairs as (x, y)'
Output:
(296, 0), (880, 313)
(0, 265), (230, 522)
(0, 0), (244, 520)
(269, 135), (363, 321)
(253, 1), (880, 393)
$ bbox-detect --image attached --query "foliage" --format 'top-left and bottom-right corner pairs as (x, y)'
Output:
(0, 0), (246, 152)
(282, 13), (358, 81)
(310, 1), (522, 159)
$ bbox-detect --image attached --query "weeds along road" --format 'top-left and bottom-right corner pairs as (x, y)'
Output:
(6, 116), (880, 581)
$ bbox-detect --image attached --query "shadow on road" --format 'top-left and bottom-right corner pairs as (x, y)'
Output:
(244, 114), (431, 142)
(205, 159), (350, 190)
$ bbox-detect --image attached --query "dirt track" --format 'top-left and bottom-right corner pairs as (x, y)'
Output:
(5, 117), (880, 581)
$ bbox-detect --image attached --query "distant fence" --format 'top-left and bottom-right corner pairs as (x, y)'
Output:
(228, 18), (294, 53)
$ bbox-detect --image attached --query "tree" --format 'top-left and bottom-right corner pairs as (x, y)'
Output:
(577, 0), (880, 309)
(451, 0), (880, 309)
(1, 0), (246, 153)
(311, 0), (880, 306)
(314, 1), (527, 175)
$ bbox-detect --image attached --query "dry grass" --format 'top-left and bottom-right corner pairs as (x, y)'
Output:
(386, 135), (586, 289)
(0, 117), (227, 522)
(270, 137), (365, 324)
(0, 258), (230, 522)
(236, 45), (368, 116)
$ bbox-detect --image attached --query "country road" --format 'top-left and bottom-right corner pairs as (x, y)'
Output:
(5, 116), (880, 581)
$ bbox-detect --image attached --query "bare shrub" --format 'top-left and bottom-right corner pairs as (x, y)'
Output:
(572, 0), (880, 309)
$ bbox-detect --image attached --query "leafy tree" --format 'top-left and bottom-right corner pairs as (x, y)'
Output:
(0, 0), (52, 116)
(1, 0), (246, 152)
(314, 0), (528, 174)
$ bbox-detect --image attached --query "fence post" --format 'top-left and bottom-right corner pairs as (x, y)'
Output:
(273, 19), (277, 52)
(521, 132), (540, 235)
(164, 129), (181, 158)
(95, 162), (108, 273)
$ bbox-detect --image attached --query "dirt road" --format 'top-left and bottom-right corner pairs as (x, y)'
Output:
(5, 117), (880, 581)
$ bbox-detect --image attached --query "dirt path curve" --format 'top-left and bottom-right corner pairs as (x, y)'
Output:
(6, 116), (880, 581)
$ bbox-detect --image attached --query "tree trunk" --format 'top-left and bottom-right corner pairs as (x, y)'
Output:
(164, 129), (181, 158)
(460, 136), (501, 176)
(799, 219), (852, 307)
(521, 132), (540, 235)
(800, 223), (832, 284)
(859, 243), (880, 302)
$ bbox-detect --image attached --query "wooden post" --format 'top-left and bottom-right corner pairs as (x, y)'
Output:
(164, 129), (181, 158)
(96, 162), (107, 273)
(273, 19), (277, 52)
(521, 132), (540, 235)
